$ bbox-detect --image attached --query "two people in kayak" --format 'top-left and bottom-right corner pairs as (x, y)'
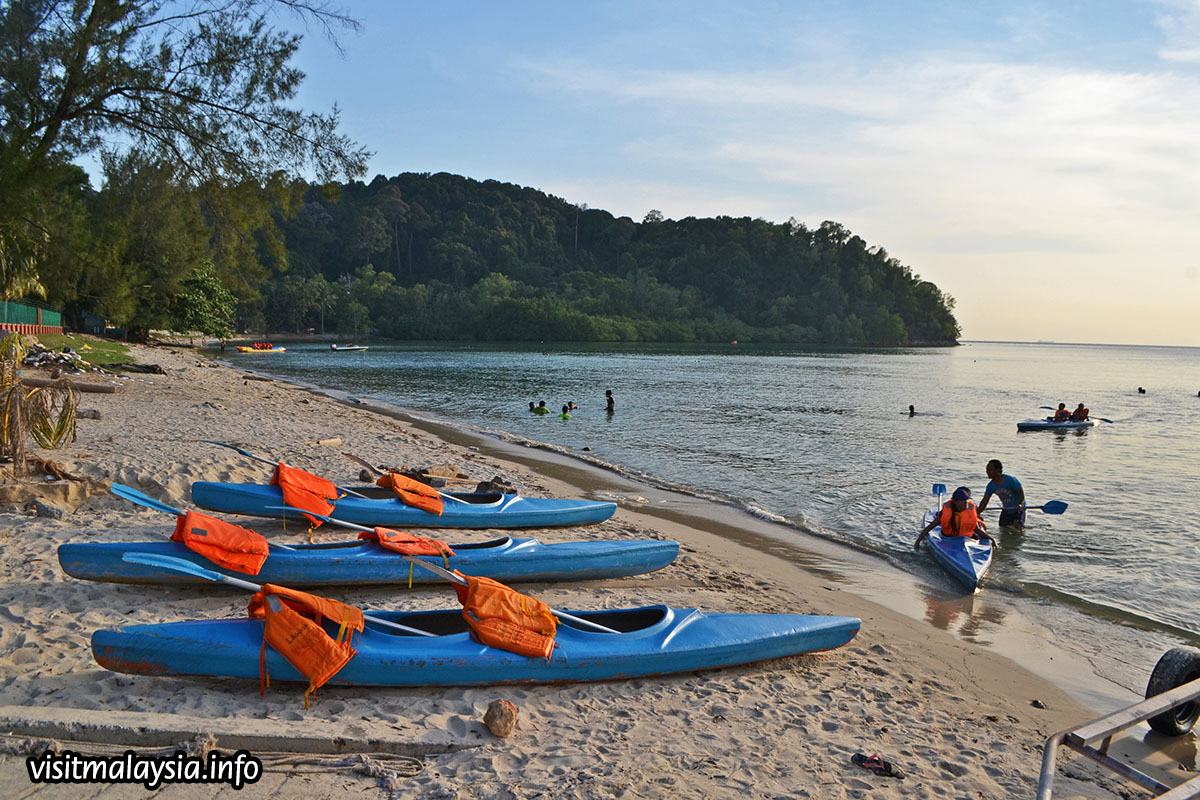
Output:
(914, 487), (997, 551)
(1051, 402), (1089, 421)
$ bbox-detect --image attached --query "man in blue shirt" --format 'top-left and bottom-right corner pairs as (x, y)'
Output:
(977, 459), (1025, 530)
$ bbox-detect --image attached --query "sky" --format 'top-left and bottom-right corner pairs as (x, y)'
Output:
(287, 0), (1200, 347)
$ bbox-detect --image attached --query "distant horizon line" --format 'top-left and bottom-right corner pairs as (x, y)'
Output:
(963, 339), (1198, 350)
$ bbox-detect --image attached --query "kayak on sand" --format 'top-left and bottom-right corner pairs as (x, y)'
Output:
(57, 535), (679, 587)
(191, 481), (617, 528)
(91, 604), (862, 687)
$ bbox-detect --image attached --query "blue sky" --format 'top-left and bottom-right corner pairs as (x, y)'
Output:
(290, 1), (1200, 346)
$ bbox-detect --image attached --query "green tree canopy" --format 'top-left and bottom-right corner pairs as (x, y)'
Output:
(0, 0), (370, 319)
(170, 262), (235, 338)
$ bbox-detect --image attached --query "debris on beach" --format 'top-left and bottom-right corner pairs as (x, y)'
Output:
(483, 699), (518, 737)
(21, 343), (88, 373)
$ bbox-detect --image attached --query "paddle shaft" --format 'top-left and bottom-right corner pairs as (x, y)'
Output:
(120, 553), (436, 637)
(342, 452), (469, 504)
(264, 504), (622, 634)
(1038, 406), (1110, 423)
(204, 440), (367, 498)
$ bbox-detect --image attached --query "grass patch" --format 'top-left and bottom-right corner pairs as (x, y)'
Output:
(33, 334), (134, 367)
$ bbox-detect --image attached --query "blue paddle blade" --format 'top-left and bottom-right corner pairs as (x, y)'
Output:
(932, 483), (947, 496)
(121, 551), (245, 585)
(1040, 500), (1068, 514)
(110, 483), (182, 516)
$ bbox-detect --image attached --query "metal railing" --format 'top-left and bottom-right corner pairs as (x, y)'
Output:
(1037, 679), (1200, 799)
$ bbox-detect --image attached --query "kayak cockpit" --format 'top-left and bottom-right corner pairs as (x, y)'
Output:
(362, 606), (671, 637)
(337, 487), (503, 505)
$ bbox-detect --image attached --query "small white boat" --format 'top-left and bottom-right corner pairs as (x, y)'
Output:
(330, 344), (368, 352)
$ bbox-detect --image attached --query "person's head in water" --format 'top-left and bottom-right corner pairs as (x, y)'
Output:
(538, 400), (547, 408)
(908, 404), (915, 415)
(529, 402), (535, 411)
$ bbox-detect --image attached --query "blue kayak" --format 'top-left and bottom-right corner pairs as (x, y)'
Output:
(1017, 418), (1097, 432)
(920, 509), (993, 591)
(57, 536), (678, 587)
(191, 482), (617, 528)
(91, 605), (861, 687)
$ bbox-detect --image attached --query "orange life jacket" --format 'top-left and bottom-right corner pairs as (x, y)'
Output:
(358, 527), (456, 587)
(939, 501), (981, 538)
(453, 572), (557, 659)
(1071, 407), (1089, 420)
(359, 527), (455, 557)
(270, 462), (339, 527)
(248, 584), (364, 707)
(1054, 408), (1070, 421)
(171, 511), (270, 575)
(376, 472), (444, 516)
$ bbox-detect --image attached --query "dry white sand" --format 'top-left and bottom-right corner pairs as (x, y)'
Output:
(0, 342), (1160, 798)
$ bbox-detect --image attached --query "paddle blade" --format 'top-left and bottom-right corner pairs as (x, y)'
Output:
(110, 483), (182, 517)
(1040, 500), (1068, 515)
(932, 483), (946, 497)
(120, 552), (261, 591)
(1096, 417), (1114, 424)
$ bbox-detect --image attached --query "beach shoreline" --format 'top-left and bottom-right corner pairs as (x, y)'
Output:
(0, 342), (1179, 798)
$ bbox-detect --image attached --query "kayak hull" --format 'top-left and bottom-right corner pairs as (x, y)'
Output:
(921, 510), (993, 591)
(57, 536), (679, 586)
(1017, 418), (1097, 432)
(191, 482), (617, 528)
(91, 605), (861, 687)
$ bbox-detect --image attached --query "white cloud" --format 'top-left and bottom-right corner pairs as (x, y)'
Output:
(1149, 0), (1200, 61)
(517, 52), (1200, 344)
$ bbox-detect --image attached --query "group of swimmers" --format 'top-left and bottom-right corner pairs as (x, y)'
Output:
(529, 390), (616, 419)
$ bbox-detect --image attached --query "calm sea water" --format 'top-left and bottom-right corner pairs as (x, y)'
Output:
(226, 340), (1200, 677)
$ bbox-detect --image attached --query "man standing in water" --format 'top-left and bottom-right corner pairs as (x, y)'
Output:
(605, 390), (615, 413)
(977, 459), (1025, 530)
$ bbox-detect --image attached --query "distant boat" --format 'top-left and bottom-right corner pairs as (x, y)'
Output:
(331, 344), (368, 352)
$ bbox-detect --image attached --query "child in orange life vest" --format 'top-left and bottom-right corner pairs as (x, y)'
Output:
(913, 487), (997, 551)
(1053, 403), (1070, 421)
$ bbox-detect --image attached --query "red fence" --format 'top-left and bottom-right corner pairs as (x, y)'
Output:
(0, 323), (64, 335)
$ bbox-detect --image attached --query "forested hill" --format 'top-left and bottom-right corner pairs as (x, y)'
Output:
(262, 171), (960, 345)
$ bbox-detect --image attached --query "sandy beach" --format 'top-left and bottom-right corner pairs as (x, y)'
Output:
(0, 342), (1166, 798)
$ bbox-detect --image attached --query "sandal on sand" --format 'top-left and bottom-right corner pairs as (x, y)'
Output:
(851, 753), (904, 779)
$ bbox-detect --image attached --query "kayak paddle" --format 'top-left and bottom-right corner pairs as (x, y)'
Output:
(342, 452), (471, 504)
(930, 483), (1066, 513)
(264, 504), (621, 635)
(110, 482), (185, 516)
(981, 501), (1069, 515)
(110, 483), (295, 551)
(1038, 406), (1112, 423)
(203, 440), (367, 498)
(119, 552), (436, 637)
